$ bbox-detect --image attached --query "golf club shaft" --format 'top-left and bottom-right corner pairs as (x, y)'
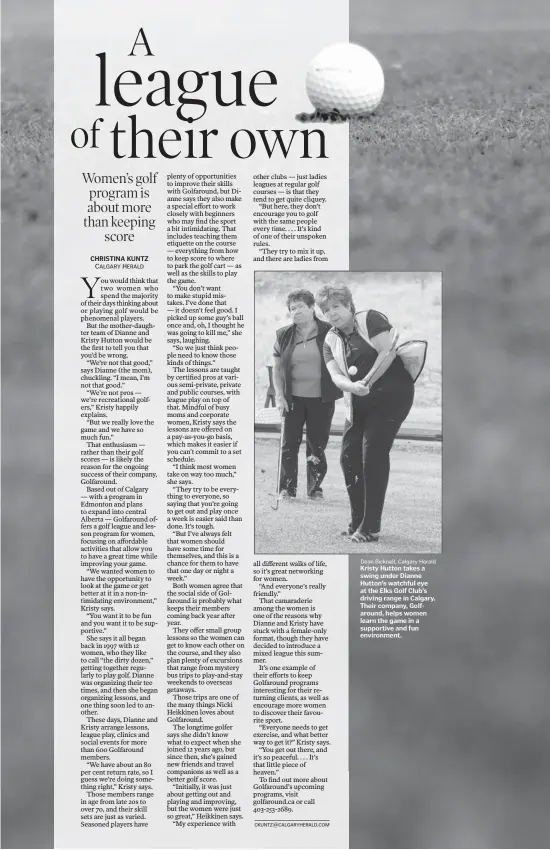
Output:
(272, 410), (286, 510)
(360, 332), (398, 386)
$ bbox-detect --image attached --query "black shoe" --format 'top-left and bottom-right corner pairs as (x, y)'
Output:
(308, 489), (324, 500)
(351, 531), (380, 544)
(279, 490), (296, 501)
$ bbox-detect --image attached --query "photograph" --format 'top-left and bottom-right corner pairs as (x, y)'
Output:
(254, 270), (441, 554)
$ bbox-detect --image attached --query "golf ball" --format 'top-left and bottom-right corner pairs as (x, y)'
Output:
(306, 42), (384, 116)
(348, 365), (358, 376)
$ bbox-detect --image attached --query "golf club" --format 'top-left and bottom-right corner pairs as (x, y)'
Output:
(359, 329), (399, 388)
(271, 410), (286, 511)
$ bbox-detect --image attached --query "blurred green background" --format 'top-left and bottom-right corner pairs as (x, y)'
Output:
(349, 1), (550, 847)
(2, 1), (54, 847)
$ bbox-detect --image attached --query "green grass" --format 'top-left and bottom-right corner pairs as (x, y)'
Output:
(352, 0), (550, 33)
(350, 33), (550, 273)
(1, 30), (54, 848)
(255, 436), (441, 553)
(349, 29), (550, 850)
(2, 35), (53, 375)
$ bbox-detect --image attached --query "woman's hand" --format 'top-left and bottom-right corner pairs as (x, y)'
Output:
(276, 395), (289, 415)
(351, 381), (370, 396)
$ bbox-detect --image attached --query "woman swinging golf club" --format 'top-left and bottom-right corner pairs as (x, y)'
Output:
(316, 283), (427, 544)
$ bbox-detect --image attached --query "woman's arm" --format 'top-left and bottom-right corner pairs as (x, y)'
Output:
(326, 360), (371, 396)
(272, 357), (289, 413)
(361, 328), (399, 388)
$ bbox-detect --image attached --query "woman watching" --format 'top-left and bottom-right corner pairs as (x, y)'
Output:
(272, 288), (342, 500)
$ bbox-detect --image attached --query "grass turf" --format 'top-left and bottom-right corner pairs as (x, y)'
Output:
(1, 29), (54, 850)
(2, 35), (53, 374)
(350, 32), (550, 273)
(348, 29), (550, 849)
(254, 436), (441, 554)
(349, 35), (550, 543)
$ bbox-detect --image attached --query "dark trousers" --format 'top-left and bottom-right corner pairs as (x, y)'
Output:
(279, 397), (335, 497)
(341, 384), (414, 534)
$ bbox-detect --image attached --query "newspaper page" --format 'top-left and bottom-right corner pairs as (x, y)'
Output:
(6, 0), (550, 849)
(54, 1), (350, 846)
